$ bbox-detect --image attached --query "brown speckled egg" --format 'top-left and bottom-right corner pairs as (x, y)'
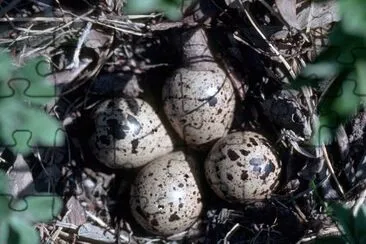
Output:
(204, 131), (281, 203)
(162, 67), (236, 149)
(130, 151), (203, 236)
(89, 98), (174, 169)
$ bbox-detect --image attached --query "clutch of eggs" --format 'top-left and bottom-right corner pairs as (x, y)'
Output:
(204, 131), (281, 203)
(89, 98), (174, 169)
(130, 151), (203, 236)
(162, 66), (236, 149)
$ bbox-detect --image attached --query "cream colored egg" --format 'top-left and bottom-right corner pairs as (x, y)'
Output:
(89, 98), (174, 169)
(130, 151), (203, 236)
(204, 131), (281, 203)
(162, 67), (236, 149)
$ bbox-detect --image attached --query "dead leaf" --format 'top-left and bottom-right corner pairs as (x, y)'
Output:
(65, 196), (87, 226)
(78, 223), (116, 243)
(8, 154), (36, 197)
(276, 0), (340, 30)
(275, 0), (299, 29)
(297, 0), (340, 29)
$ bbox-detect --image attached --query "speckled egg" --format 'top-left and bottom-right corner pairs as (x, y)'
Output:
(89, 98), (174, 169)
(130, 151), (203, 236)
(162, 67), (236, 149)
(204, 131), (281, 203)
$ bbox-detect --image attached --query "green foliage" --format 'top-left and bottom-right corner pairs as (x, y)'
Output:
(316, 203), (366, 244)
(0, 50), (63, 153)
(125, 0), (189, 20)
(291, 0), (366, 146)
(0, 171), (62, 244)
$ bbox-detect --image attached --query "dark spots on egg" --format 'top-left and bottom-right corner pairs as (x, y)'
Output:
(214, 165), (220, 173)
(151, 219), (159, 226)
(226, 173), (233, 181)
(259, 138), (271, 148)
(249, 137), (258, 146)
(131, 139), (139, 154)
(180, 118), (187, 124)
(99, 135), (110, 145)
(106, 118), (126, 140)
(92, 98), (175, 169)
(240, 149), (250, 156)
(241, 170), (249, 181)
(169, 212), (181, 222)
(227, 149), (240, 161)
(178, 183), (184, 188)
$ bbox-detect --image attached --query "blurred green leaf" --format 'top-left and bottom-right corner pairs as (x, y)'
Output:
(339, 0), (366, 38)
(0, 171), (10, 218)
(0, 101), (63, 153)
(0, 53), (64, 154)
(328, 203), (355, 243)
(8, 216), (39, 244)
(13, 195), (62, 223)
(291, 18), (366, 146)
(355, 60), (366, 104)
(15, 56), (55, 105)
(311, 115), (336, 146)
(125, 0), (184, 20)
(354, 205), (366, 241)
(0, 170), (9, 194)
(0, 222), (9, 244)
(0, 50), (15, 83)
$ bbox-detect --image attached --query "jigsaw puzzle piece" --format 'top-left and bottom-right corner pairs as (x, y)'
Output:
(316, 24), (366, 66)
(0, 129), (68, 213)
(311, 109), (343, 146)
(0, 58), (58, 103)
(1, 128), (65, 152)
(0, 171), (29, 212)
(0, 53), (64, 152)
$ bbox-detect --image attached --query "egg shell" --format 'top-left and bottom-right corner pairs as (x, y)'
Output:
(89, 98), (174, 169)
(130, 151), (203, 236)
(204, 131), (281, 203)
(162, 67), (236, 149)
